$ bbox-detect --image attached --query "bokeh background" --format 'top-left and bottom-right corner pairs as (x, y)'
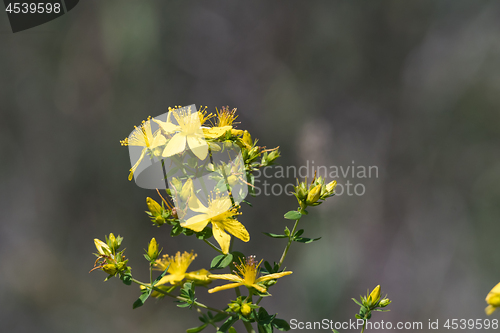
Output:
(2, 1), (500, 332)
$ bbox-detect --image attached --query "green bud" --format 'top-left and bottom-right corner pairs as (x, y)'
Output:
(296, 182), (308, 200)
(326, 180), (337, 193)
(228, 303), (241, 313)
(147, 238), (160, 261)
(379, 298), (391, 307)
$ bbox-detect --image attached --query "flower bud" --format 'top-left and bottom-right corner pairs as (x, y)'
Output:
(180, 179), (194, 201)
(379, 298), (391, 307)
(154, 215), (166, 226)
(306, 184), (322, 205)
(95, 238), (111, 256)
(102, 264), (118, 275)
(486, 282), (500, 315)
(242, 130), (252, 148)
(368, 285), (381, 304)
(231, 129), (244, 136)
(227, 175), (239, 187)
(147, 197), (162, 216)
(147, 238), (160, 261)
(107, 233), (122, 252)
(267, 149), (280, 164)
(326, 180), (337, 193)
(228, 303), (241, 313)
(241, 303), (252, 316)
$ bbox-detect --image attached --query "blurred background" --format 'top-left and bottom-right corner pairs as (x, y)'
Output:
(2, 0), (500, 332)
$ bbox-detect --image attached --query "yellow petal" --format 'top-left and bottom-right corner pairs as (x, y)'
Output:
(155, 274), (182, 286)
(212, 222), (232, 254)
(154, 118), (179, 134)
(187, 134), (208, 160)
(129, 148), (147, 180)
(185, 269), (211, 283)
(208, 282), (243, 293)
(207, 274), (244, 283)
(486, 305), (497, 315)
(181, 214), (210, 232)
(151, 133), (167, 147)
(486, 282), (500, 306)
(250, 283), (267, 293)
(218, 219), (250, 243)
(203, 126), (232, 139)
(162, 133), (186, 157)
(256, 271), (292, 283)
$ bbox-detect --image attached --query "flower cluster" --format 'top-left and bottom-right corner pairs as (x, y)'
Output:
(90, 105), (387, 333)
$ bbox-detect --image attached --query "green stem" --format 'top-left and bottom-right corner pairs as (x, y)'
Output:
(130, 278), (229, 315)
(361, 321), (366, 333)
(243, 321), (256, 333)
(278, 215), (301, 268)
(204, 239), (224, 254)
(255, 297), (263, 305)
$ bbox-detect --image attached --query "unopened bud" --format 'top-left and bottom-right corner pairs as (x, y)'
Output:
(147, 197), (162, 216)
(95, 238), (111, 256)
(241, 303), (252, 316)
(368, 285), (381, 304)
(102, 264), (118, 275)
(379, 298), (391, 307)
(306, 184), (322, 205)
(326, 180), (337, 193)
(242, 130), (252, 148)
(147, 238), (160, 261)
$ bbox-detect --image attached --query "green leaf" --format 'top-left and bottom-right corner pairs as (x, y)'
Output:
(153, 264), (170, 286)
(293, 236), (321, 243)
(293, 229), (304, 238)
(212, 312), (229, 323)
(262, 232), (287, 239)
(211, 254), (234, 270)
(218, 316), (239, 332)
(231, 251), (246, 266)
(121, 273), (132, 286)
(186, 323), (208, 333)
(133, 289), (151, 309)
(228, 328), (237, 333)
(284, 226), (290, 236)
(241, 199), (253, 207)
(284, 210), (301, 220)
(273, 318), (291, 331)
(352, 298), (362, 307)
(258, 324), (273, 333)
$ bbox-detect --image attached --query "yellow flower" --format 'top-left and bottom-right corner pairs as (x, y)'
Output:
(486, 282), (500, 315)
(368, 285), (381, 304)
(153, 251), (209, 285)
(216, 106), (238, 127)
(208, 256), (292, 294)
(154, 107), (210, 160)
(120, 117), (167, 180)
(182, 193), (249, 254)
